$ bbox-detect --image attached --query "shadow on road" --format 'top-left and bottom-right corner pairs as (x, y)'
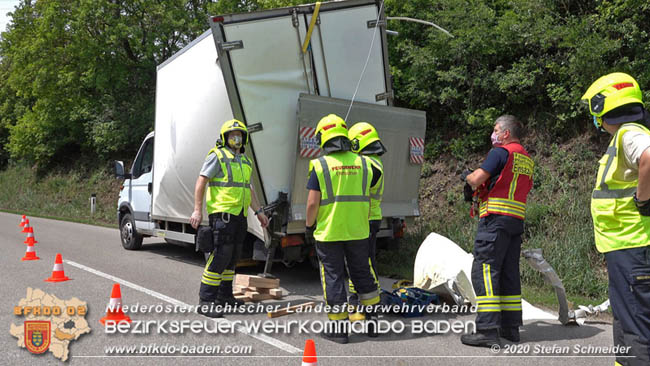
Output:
(139, 240), (206, 266)
(139, 239), (324, 298)
(520, 320), (605, 342)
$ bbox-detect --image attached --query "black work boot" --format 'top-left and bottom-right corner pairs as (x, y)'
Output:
(499, 326), (520, 342)
(460, 329), (500, 348)
(217, 281), (244, 307)
(348, 293), (359, 307)
(321, 320), (349, 344)
(197, 300), (223, 318)
(365, 312), (379, 338)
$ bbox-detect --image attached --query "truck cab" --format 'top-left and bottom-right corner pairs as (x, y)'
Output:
(116, 131), (155, 249)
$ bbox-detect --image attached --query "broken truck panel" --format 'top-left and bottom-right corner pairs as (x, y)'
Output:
(209, 0), (391, 207)
(522, 249), (574, 324)
(413, 232), (476, 306)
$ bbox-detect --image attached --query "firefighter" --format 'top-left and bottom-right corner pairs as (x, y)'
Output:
(582, 72), (650, 366)
(305, 114), (381, 343)
(460, 115), (534, 347)
(347, 122), (386, 315)
(189, 119), (269, 318)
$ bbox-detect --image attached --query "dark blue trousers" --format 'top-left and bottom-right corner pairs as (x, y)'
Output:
(471, 214), (524, 330)
(605, 246), (650, 366)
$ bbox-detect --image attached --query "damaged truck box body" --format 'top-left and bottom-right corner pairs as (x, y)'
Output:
(115, 0), (427, 272)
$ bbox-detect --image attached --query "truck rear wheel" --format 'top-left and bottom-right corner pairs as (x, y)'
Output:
(120, 213), (143, 250)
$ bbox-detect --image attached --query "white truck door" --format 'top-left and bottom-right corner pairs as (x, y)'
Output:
(211, 0), (390, 206)
(307, 3), (390, 105)
(130, 136), (154, 233)
(218, 15), (312, 205)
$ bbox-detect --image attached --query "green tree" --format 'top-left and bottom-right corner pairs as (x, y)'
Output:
(0, 0), (314, 168)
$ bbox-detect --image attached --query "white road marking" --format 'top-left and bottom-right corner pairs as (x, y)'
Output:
(64, 259), (302, 354)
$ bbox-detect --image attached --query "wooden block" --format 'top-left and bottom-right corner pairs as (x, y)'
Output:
(250, 287), (271, 294)
(269, 288), (283, 298)
(235, 274), (280, 289)
(267, 302), (315, 318)
(245, 291), (272, 301)
(234, 294), (249, 302)
(235, 286), (270, 294)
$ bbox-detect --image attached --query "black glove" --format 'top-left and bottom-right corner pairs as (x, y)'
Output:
(460, 169), (472, 182)
(635, 193), (650, 216)
(305, 225), (316, 245)
(463, 183), (474, 202)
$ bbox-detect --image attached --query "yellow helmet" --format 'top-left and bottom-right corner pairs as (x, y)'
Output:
(348, 122), (380, 153)
(582, 73), (643, 119)
(220, 119), (248, 145)
(315, 114), (348, 148)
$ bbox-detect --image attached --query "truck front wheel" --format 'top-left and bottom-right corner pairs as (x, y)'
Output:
(120, 213), (143, 250)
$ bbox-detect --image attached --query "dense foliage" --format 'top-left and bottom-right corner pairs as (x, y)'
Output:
(0, 0), (311, 168)
(386, 0), (650, 158)
(1, 0), (650, 166)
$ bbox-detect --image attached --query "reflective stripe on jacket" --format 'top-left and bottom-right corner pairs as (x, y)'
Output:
(368, 155), (384, 221)
(591, 123), (650, 253)
(309, 151), (372, 242)
(205, 147), (252, 216)
(479, 143), (533, 220)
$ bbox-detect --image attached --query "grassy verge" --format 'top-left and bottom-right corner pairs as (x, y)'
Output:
(0, 164), (120, 227)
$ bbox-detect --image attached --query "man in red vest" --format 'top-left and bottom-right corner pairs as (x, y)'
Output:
(460, 115), (534, 347)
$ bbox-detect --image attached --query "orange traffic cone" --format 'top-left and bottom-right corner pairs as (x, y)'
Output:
(21, 219), (30, 233)
(302, 339), (317, 366)
(44, 253), (70, 282)
(100, 284), (132, 325)
(21, 242), (40, 261)
(23, 227), (38, 245)
(19, 215), (27, 227)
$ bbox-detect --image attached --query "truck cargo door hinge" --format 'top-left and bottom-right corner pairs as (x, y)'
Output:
(367, 19), (387, 28)
(375, 90), (394, 102)
(247, 122), (263, 133)
(219, 40), (244, 52)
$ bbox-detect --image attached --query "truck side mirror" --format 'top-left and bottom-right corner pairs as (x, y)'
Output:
(114, 160), (131, 179)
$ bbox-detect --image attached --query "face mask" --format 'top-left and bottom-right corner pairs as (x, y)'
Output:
(593, 116), (601, 130)
(228, 135), (243, 149)
(491, 131), (502, 147)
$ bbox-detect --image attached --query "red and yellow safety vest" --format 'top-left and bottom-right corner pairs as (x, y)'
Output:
(478, 143), (534, 220)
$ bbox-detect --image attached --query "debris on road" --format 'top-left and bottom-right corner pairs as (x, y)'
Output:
(413, 232), (476, 306)
(234, 275), (284, 302)
(523, 249), (610, 325)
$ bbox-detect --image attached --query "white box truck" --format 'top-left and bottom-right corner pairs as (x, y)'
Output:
(115, 0), (427, 273)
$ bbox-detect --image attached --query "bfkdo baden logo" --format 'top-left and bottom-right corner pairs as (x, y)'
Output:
(24, 320), (51, 354)
(10, 288), (91, 361)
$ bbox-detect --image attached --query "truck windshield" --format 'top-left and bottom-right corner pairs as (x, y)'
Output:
(133, 138), (154, 178)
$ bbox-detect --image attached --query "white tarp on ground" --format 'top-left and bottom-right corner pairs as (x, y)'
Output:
(413, 232), (476, 306)
(413, 232), (555, 321)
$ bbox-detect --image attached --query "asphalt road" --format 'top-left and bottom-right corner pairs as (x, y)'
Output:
(1, 212), (619, 365)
